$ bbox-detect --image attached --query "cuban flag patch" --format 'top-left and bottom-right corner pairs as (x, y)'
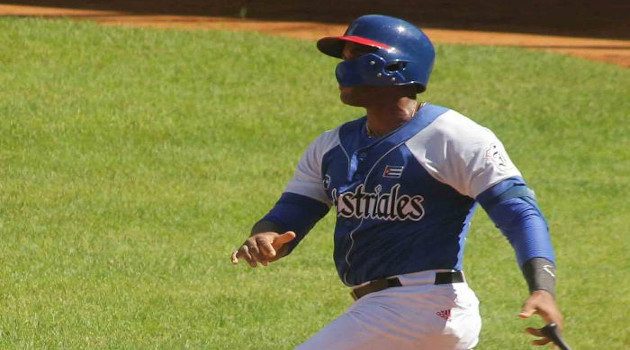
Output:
(383, 165), (404, 178)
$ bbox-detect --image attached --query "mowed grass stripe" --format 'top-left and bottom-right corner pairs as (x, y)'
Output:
(1, 18), (628, 349)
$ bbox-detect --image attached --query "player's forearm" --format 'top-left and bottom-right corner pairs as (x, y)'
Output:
(256, 192), (330, 256)
(491, 197), (555, 265)
(478, 178), (555, 265)
(478, 178), (557, 294)
(495, 207), (557, 295)
(521, 257), (556, 296)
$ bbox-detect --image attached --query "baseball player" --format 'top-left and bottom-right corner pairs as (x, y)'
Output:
(231, 15), (564, 349)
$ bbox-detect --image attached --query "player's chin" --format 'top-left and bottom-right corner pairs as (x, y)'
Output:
(339, 86), (363, 107)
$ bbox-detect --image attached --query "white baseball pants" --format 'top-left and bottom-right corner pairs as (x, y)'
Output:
(295, 270), (481, 350)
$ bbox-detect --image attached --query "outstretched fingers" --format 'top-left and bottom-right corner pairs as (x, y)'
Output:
(525, 327), (554, 346)
(231, 231), (297, 268)
(231, 245), (258, 268)
(520, 291), (564, 347)
(257, 236), (276, 260)
(247, 241), (265, 266)
(273, 231), (296, 249)
(525, 327), (543, 337)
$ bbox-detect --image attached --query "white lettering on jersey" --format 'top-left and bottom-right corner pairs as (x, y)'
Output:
(331, 184), (425, 221)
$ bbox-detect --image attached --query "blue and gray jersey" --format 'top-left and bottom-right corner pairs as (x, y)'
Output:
(262, 104), (554, 286)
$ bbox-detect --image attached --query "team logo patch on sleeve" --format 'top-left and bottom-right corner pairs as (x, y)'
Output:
(383, 165), (404, 178)
(484, 143), (515, 170)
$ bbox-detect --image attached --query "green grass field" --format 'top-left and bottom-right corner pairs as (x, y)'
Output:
(1, 18), (629, 349)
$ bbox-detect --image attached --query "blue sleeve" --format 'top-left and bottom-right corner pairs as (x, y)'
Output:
(260, 192), (330, 254)
(477, 177), (555, 266)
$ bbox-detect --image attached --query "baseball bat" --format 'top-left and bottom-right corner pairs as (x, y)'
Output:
(540, 323), (572, 350)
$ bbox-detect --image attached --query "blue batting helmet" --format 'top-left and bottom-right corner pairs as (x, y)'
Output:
(317, 15), (435, 92)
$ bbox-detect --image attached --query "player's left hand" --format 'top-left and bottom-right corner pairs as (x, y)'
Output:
(519, 290), (564, 346)
(230, 231), (296, 267)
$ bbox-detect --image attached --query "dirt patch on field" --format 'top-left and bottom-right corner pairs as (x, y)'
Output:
(1, 2), (629, 68)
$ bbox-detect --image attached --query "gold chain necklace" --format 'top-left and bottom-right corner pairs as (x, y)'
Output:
(365, 101), (425, 138)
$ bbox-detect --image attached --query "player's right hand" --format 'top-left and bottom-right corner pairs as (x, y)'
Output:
(519, 290), (564, 346)
(230, 231), (296, 268)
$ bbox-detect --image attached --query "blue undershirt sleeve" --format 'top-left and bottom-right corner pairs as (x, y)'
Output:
(259, 192), (330, 255)
(477, 177), (556, 267)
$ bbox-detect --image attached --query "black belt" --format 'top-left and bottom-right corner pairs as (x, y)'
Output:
(350, 271), (465, 301)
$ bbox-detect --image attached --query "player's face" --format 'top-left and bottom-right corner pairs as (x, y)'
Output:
(338, 43), (379, 106)
(339, 43), (405, 107)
